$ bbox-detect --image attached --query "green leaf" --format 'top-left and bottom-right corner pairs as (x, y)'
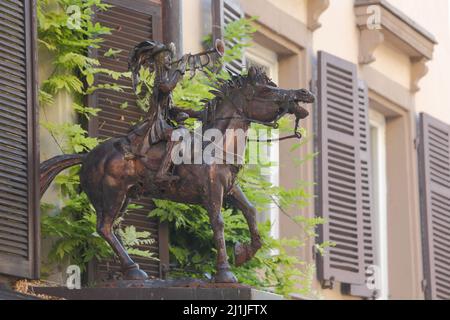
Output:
(86, 73), (94, 86)
(104, 48), (122, 58)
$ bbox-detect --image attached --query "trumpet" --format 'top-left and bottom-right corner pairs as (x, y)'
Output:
(171, 39), (225, 73)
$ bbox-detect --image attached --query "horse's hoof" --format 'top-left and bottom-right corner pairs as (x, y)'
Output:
(123, 264), (148, 280)
(213, 270), (238, 283)
(234, 242), (250, 267)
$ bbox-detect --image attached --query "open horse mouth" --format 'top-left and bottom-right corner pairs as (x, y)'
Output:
(287, 89), (315, 120)
(291, 102), (310, 120)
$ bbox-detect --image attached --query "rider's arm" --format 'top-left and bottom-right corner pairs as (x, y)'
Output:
(158, 54), (190, 93)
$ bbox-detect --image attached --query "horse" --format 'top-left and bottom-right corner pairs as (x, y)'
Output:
(39, 67), (315, 283)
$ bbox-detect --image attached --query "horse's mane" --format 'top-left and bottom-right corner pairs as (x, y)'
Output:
(202, 67), (274, 123)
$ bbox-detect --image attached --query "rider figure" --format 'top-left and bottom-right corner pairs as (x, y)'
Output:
(127, 41), (200, 183)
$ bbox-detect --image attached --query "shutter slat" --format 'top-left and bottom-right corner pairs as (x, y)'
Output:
(0, 192), (29, 209)
(0, 49), (26, 67)
(0, 209), (28, 223)
(99, 104), (143, 119)
(0, 108), (27, 125)
(0, 31), (26, 50)
(419, 112), (450, 300)
(0, 230), (29, 245)
(0, 149), (27, 166)
(0, 64), (26, 81)
(316, 51), (367, 289)
(0, 134), (28, 148)
(88, 0), (162, 281)
(0, 143), (27, 158)
(0, 12), (24, 29)
(0, 93), (27, 112)
(0, 219), (28, 232)
(0, 58), (26, 76)
(0, 170), (28, 185)
(0, 0), (23, 13)
(0, 17), (24, 36)
(7, 0), (24, 8)
(0, 183), (28, 198)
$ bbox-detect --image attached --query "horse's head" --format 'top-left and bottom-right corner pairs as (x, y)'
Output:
(236, 66), (315, 126)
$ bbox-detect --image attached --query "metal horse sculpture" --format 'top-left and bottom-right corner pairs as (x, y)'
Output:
(40, 67), (314, 283)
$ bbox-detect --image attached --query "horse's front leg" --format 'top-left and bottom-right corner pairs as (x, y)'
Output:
(228, 185), (262, 266)
(205, 179), (237, 283)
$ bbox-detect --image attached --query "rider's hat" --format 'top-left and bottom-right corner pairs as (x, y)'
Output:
(128, 41), (175, 90)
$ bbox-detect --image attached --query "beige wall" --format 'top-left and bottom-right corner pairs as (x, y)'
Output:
(39, 49), (77, 207)
(371, 43), (411, 89)
(182, 0), (205, 53)
(313, 0), (360, 64)
(39, 45), (78, 284)
(266, 0), (308, 25)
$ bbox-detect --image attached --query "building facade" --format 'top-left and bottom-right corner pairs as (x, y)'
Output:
(0, 0), (449, 300)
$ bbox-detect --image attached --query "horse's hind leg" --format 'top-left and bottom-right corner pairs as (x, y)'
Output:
(97, 187), (148, 280)
(228, 185), (262, 266)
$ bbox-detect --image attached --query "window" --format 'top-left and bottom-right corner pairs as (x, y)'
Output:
(369, 109), (389, 300)
(245, 43), (280, 239)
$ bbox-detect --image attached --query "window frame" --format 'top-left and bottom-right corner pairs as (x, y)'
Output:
(369, 109), (389, 300)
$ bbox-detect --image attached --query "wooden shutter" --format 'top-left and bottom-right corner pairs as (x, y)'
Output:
(0, 0), (39, 279)
(88, 0), (166, 281)
(212, 0), (245, 75)
(418, 113), (450, 300)
(342, 81), (378, 298)
(315, 51), (366, 287)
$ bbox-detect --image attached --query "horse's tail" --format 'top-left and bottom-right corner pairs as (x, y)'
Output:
(40, 154), (86, 199)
